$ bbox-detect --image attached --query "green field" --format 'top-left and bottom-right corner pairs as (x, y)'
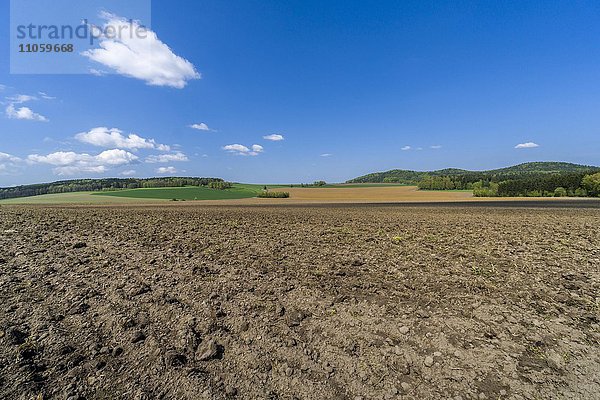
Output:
(93, 184), (265, 201)
(0, 183), (407, 204)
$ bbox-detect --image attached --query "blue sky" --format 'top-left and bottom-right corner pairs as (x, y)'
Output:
(1, 0), (599, 186)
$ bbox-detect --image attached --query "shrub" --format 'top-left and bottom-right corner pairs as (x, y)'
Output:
(257, 191), (290, 198)
(554, 187), (567, 197)
(473, 181), (499, 197)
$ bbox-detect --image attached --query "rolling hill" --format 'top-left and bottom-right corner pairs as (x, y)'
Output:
(347, 162), (600, 184)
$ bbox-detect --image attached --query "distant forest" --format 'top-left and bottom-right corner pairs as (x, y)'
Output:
(0, 177), (224, 200)
(348, 162), (600, 198)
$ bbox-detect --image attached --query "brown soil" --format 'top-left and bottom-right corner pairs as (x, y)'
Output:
(0, 205), (598, 400)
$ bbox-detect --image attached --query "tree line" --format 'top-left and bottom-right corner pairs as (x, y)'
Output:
(418, 172), (600, 197)
(0, 177), (224, 200)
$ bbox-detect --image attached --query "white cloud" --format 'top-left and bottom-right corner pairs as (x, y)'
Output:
(28, 151), (90, 166)
(0, 152), (21, 163)
(515, 142), (539, 149)
(7, 94), (37, 103)
(95, 149), (139, 165)
(320, 153), (332, 157)
(53, 165), (108, 175)
(38, 92), (56, 100)
(223, 143), (263, 156)
(223, 144), (249, 153)
(5, 104), (48, 122)
(430, 145), (442, 149)
(82, 13), (200, 88)
(145, 152), (188, 163)
(263, 134), (284, 141)
(190, 123), (211, 131)
(75, 127), (170, 151)
(156, 166), (177, 174)
(4, 92), (53, 122)
(27, 149), (138, 176)
(0, 152), (22, 175)
(0, 84), (6, 91)
(121, 169), (137, 176)
(401, 146), (411, 151)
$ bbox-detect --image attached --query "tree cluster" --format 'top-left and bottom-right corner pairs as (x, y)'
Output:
(208, 181), (233, 190)
(0, 177), (224, 200)
(257, 191), (290, 198)
(473, 172), (600, 197)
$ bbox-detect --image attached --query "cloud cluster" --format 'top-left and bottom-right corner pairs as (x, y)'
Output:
(223, 144), (264, 156)
(515, 142), (539, 149)
(75, 127), (170, 151)
(83, 13), (200, 88)
(4, 93), (49, 122)
(28, 149), (138, 176)
(263, 134), (284, 141)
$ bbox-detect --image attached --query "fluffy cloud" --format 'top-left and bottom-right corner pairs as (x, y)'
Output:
(515, 142), (539, 149)
(75, 127), (170, 151)
(28, 149), (138, 176)
(263, 134), (284, 141)
(223, 144), (263, 156)
(156, 166), (177, 174)
(121, 169), (136, 176)
(320, 153), (332, 157)
(95, 149), (139, 165)
(190, 123), (211, 131)
(0, 152), (21, 163)
(4, 93), (50, 122)
(145, 152), (188, 163)
(82, 13), (200, 88)
(0, 152), (22, 175)
(5, 103), (48, 122)
(401, 146), (411, 151)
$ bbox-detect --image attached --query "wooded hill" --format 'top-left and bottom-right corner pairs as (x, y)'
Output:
(348, 162), (600, 197)
(347, 162), (599, 184)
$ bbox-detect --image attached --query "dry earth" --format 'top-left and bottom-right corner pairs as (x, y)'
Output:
(0, 205), (599, 400)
